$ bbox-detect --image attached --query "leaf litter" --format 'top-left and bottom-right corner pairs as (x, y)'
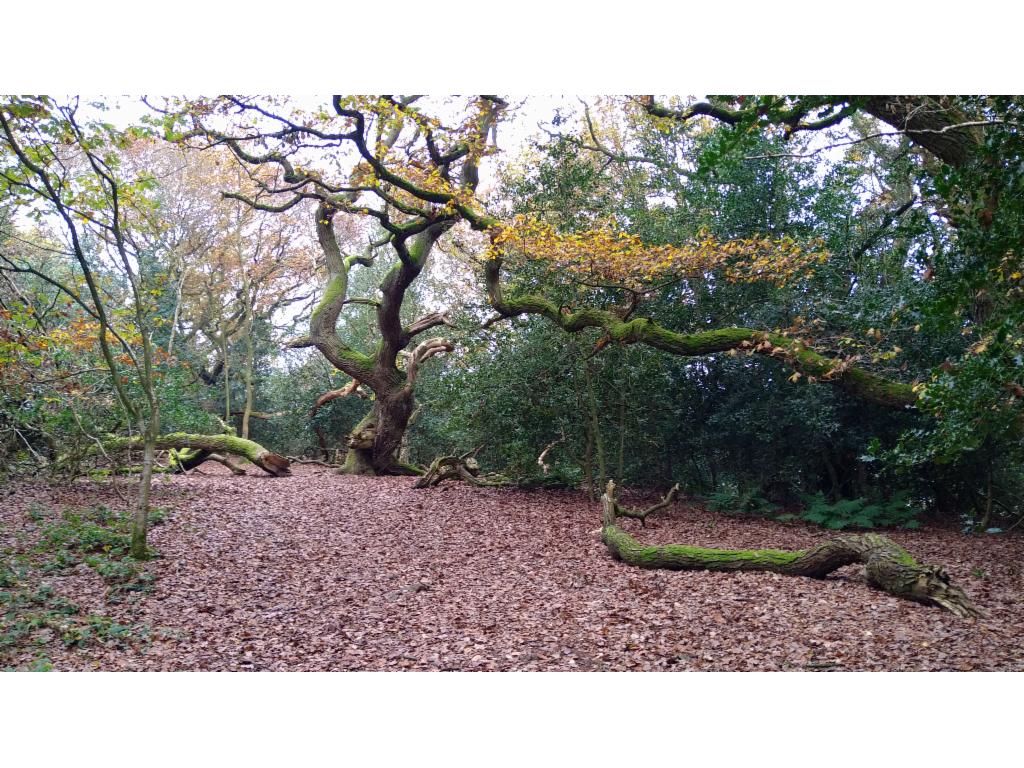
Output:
(2, 466), (1022, 671)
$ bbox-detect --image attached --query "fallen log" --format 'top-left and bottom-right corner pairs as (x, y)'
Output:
(169, 447), (247, 475)
(413, 448), (509, 488)
(600, 480), (982, 618)
(413, 454), (482, 488)
(93, 433), (290, 477)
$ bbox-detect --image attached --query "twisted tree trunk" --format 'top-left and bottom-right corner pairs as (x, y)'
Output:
(600, 481), (982, 618)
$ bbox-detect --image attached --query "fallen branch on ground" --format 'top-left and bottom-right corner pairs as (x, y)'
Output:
(80, 433), (291, 477)
(284, 455), (343, 468)
(599, 480), (982, 618)
(608, 483), (680, 527)
(413, 447), (509, 488)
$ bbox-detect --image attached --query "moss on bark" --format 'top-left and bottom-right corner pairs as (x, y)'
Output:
(485, 259), (918, 408)
(95, 433), (290, 477)
(599, 481), (982, 618)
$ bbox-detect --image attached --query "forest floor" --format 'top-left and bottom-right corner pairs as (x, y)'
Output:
(2, 465), (1023, 671)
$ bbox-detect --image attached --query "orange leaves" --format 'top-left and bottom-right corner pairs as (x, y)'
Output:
(489, 215), (827, 288)
(45, 319), (101, 352)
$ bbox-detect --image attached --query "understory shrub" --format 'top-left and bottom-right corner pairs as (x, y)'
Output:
(707, 483), (779, 517)
(779, 491), (922, 530)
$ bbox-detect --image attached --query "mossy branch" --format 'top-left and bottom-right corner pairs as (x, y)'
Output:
(484, 259), (916, 408)
(600, 481), (982, 618)
(87, 433), (290, 477)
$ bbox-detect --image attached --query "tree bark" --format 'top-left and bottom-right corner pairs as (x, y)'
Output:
(91, 433), (290, 477)
(600, 481), (983, 618)
(169, 447), (247, 475)
(413, 450), (509, 488)
(340, 386), (418, 475)
(485, 258), (918, 408)
(220, 320), (231, 424)
(241, 312), (255, 439)
(130, 429), (157, 559)
(413, 454), (481, 488)
(583, 357), (606, 493)
(862, 96), (981, 169)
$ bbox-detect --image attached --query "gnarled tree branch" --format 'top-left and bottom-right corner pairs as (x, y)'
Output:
(483, 257), (917, 408)
(600, 481), (982, 618)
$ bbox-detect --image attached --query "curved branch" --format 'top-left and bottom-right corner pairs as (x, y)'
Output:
(483, 257), (917, 407)
(600, 482), (982, 618)
(641, 95), (984, 169)
(309, 380), (368, 460)
(401, 311), (454, 345)
(609, 483), (680, 527)
(403, 337), (454, 391)
(640, 95), (743, 125)
(82, 433), (291, 477)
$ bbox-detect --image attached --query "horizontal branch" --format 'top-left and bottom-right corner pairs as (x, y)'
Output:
(86, 433), (291, 477)
(401, 311), (454, 344)
(484, 259), (916, 407)
(600, 482), (982, 618)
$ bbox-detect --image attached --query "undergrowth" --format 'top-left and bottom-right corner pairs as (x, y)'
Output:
(707, 483), (779, 517)
(708, 483), (922, 531)
(1, 504), (165, 671)
(777, 491), (922, 530)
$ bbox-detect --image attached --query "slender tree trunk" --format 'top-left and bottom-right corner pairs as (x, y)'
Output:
(584, 358), (606, 492)
(582, 418), (595, 502)
(823, 451), (841, 500)
(690, 455), (705, 492)
(221, 326), (231, 424)
(979, 460), (994, 531)
(617, 392), (627, 482)
(166, 267), (188, 357)
(242, 313), (255, 440)
(130, 427), (156, 559)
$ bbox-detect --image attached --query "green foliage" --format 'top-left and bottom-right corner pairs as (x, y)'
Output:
(706, 483), (779, 517)
(152, 364), (221, 435)
(57, 614), (136, 649)
(0, 503), (153, 668)
(792, 491), (921, 531)
(34, 506), (156, 594)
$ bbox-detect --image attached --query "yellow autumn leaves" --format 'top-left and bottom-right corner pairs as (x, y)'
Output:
(489, 215), (828, 287)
